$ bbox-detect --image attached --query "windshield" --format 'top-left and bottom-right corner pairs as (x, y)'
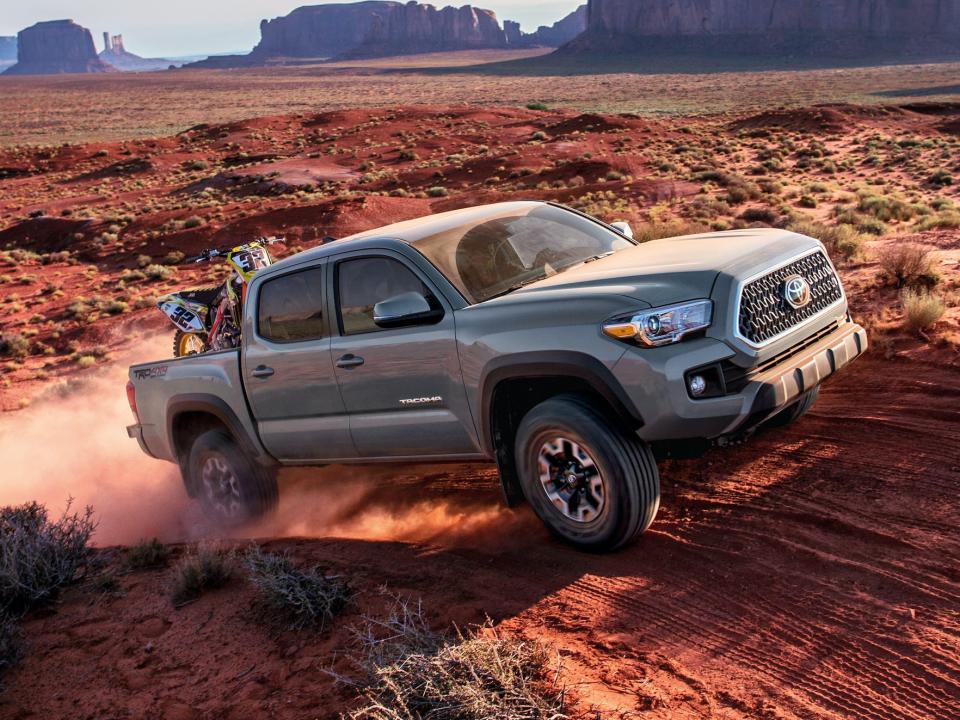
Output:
(411, 205), (634, 304)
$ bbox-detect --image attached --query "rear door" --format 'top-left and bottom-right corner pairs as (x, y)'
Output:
(242, 262), (356, 462)
(328, 249), (481, 459)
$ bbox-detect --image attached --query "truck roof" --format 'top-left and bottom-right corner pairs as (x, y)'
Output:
(267, 200), (546, 272)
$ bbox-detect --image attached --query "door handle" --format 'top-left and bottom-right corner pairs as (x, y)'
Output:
(251, 365), (275, 379)
(336, 354), (365, 369)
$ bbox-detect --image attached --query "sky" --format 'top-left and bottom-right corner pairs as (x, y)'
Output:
(0, 0), (585, 58)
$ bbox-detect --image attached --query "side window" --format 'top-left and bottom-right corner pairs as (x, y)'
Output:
(257, 267), (326, 343)
(337, 256), (436, 335)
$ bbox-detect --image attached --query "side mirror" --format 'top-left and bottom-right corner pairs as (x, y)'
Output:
(373, 291), (443, 329)
(610, 221), (634, 239)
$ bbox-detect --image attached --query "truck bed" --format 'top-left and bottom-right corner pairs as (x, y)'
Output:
(127, 349), (262, 464)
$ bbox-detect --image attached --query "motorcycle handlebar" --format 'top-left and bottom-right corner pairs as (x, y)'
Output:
(184, 236), (285, 264)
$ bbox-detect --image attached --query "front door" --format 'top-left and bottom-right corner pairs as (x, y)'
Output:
(243, 262), (356, 462)
(329, 251), (480, 458)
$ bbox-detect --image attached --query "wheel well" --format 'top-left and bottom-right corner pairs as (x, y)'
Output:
(171, 411), (229, 495)
(488, 376), (636, 507)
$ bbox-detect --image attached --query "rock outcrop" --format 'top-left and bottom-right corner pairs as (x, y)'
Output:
(566, 0), (960, 56)
(188, 1), (583, 67)
(506, 5), (587, 48)
(0, 37), (16, 62)
(4, 20), (116, 75)
(99, 32), (173, 71)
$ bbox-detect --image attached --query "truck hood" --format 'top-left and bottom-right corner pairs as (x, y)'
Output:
(510, 228), (820, 307)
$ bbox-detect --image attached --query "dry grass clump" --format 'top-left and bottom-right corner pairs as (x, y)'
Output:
(631, 220), (711, 243)
(169, 543), (234, 607)
(901, 289), (946, 335)
(123, 538), (170, 570)
(345, 596), (566, 720)
(878, 243), (940, 289)
(244, 545), (349, 631)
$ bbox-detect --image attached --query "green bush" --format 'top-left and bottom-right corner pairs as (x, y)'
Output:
(901, 289), (945, 334)
(124, 538), (170, 570)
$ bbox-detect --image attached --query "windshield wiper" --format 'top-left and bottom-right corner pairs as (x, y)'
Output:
(582, 251), (616, 264)
(484, 276), (548, 301)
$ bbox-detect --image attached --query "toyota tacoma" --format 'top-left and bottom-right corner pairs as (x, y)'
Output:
(127, 201), (867, 551)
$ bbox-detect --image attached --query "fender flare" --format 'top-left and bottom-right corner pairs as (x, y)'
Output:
(477, 350), (643, 455)
(166, 394), (273, 466)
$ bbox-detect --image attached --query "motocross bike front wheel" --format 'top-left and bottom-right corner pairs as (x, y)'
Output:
(173, 330), (208, 357)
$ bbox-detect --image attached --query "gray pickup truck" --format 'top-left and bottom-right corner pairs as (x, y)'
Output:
(127, 201), (866, 551)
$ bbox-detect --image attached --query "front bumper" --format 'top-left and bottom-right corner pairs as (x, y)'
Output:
(613, 319), (867, 442)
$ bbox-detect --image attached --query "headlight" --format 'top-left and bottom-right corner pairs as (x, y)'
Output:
(603, 300), (713, 347)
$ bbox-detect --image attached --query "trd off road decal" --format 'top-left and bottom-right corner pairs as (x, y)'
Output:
(133, 365), (168, 380)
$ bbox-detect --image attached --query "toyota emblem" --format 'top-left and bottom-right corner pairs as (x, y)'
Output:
(783, 275), (811, 309)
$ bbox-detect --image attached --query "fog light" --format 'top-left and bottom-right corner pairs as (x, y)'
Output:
(688, 374), (707, 397)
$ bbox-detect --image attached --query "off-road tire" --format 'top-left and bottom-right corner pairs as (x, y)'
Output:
(764, 386), (820, 429)
(186, 429), (278, 526)
(514, 395), (660, 552)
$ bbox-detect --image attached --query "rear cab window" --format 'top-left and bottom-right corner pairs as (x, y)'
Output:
(257, 266), (326, 342)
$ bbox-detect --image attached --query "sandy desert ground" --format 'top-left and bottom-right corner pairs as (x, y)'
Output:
(0, 60), (958, 718)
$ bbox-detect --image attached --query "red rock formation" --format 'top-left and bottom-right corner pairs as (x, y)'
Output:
(99, 32), (172, 72)
(190, 0), (550, 67)
(4, 20), (115, 75)
(566, 0), (960, 56)
(507, 5), (587, 48)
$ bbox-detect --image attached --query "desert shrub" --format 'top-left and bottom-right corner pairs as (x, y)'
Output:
(124, 538), (170, 570)
(740, 207), (779, 225)
(144, 264), (174, 281)
(901, 289), (945, 334)
(182, 217), (203, 229)
(0, 502), (96, 616)
(929, 169), (953, 187)
(878, 244), (940, 289)
(426, 186), (449, 198)
(0, 334), (30, 361)
(101, 300), (128, 316)
(346, 597), (565, 720)
(605, 170), (625, 181)
(163, 251), (185, 265)
(170, 544), (234, 607)
(244, 546), (349, 631)
(789, 221), (865, 262)
(184, 160), (208, 171)
(917, 212), (960, 231)
(631, 220), (710, 244)
(525, 102), (548, 111)
(530, 131), (547, 141)
(798, 194), (818, 209)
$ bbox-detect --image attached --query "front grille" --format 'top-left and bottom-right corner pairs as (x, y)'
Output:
(738, 251), (842, 344)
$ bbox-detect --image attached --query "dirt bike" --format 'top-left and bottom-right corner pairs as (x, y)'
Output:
(157, 237), (282, 357)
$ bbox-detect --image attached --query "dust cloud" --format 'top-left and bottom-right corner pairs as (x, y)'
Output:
(0, 335), (194, 546)
(0, 335), (524, 548)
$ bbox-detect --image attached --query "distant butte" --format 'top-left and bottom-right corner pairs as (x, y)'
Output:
(3, 20), (116, 76)
(563, 0), (960, 58)
(186, 1), (587, 68)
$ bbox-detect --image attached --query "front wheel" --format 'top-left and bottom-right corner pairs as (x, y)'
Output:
(514, 395), (660, 552)
(173, 330), (208, 358)
(186, 429), (278, 526)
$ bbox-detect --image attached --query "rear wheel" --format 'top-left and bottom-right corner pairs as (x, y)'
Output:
(514, 395), (660, 552)
(186, 429), (278, 526)
(173, 330), (207, 358)
(764, 386), (820, 428)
